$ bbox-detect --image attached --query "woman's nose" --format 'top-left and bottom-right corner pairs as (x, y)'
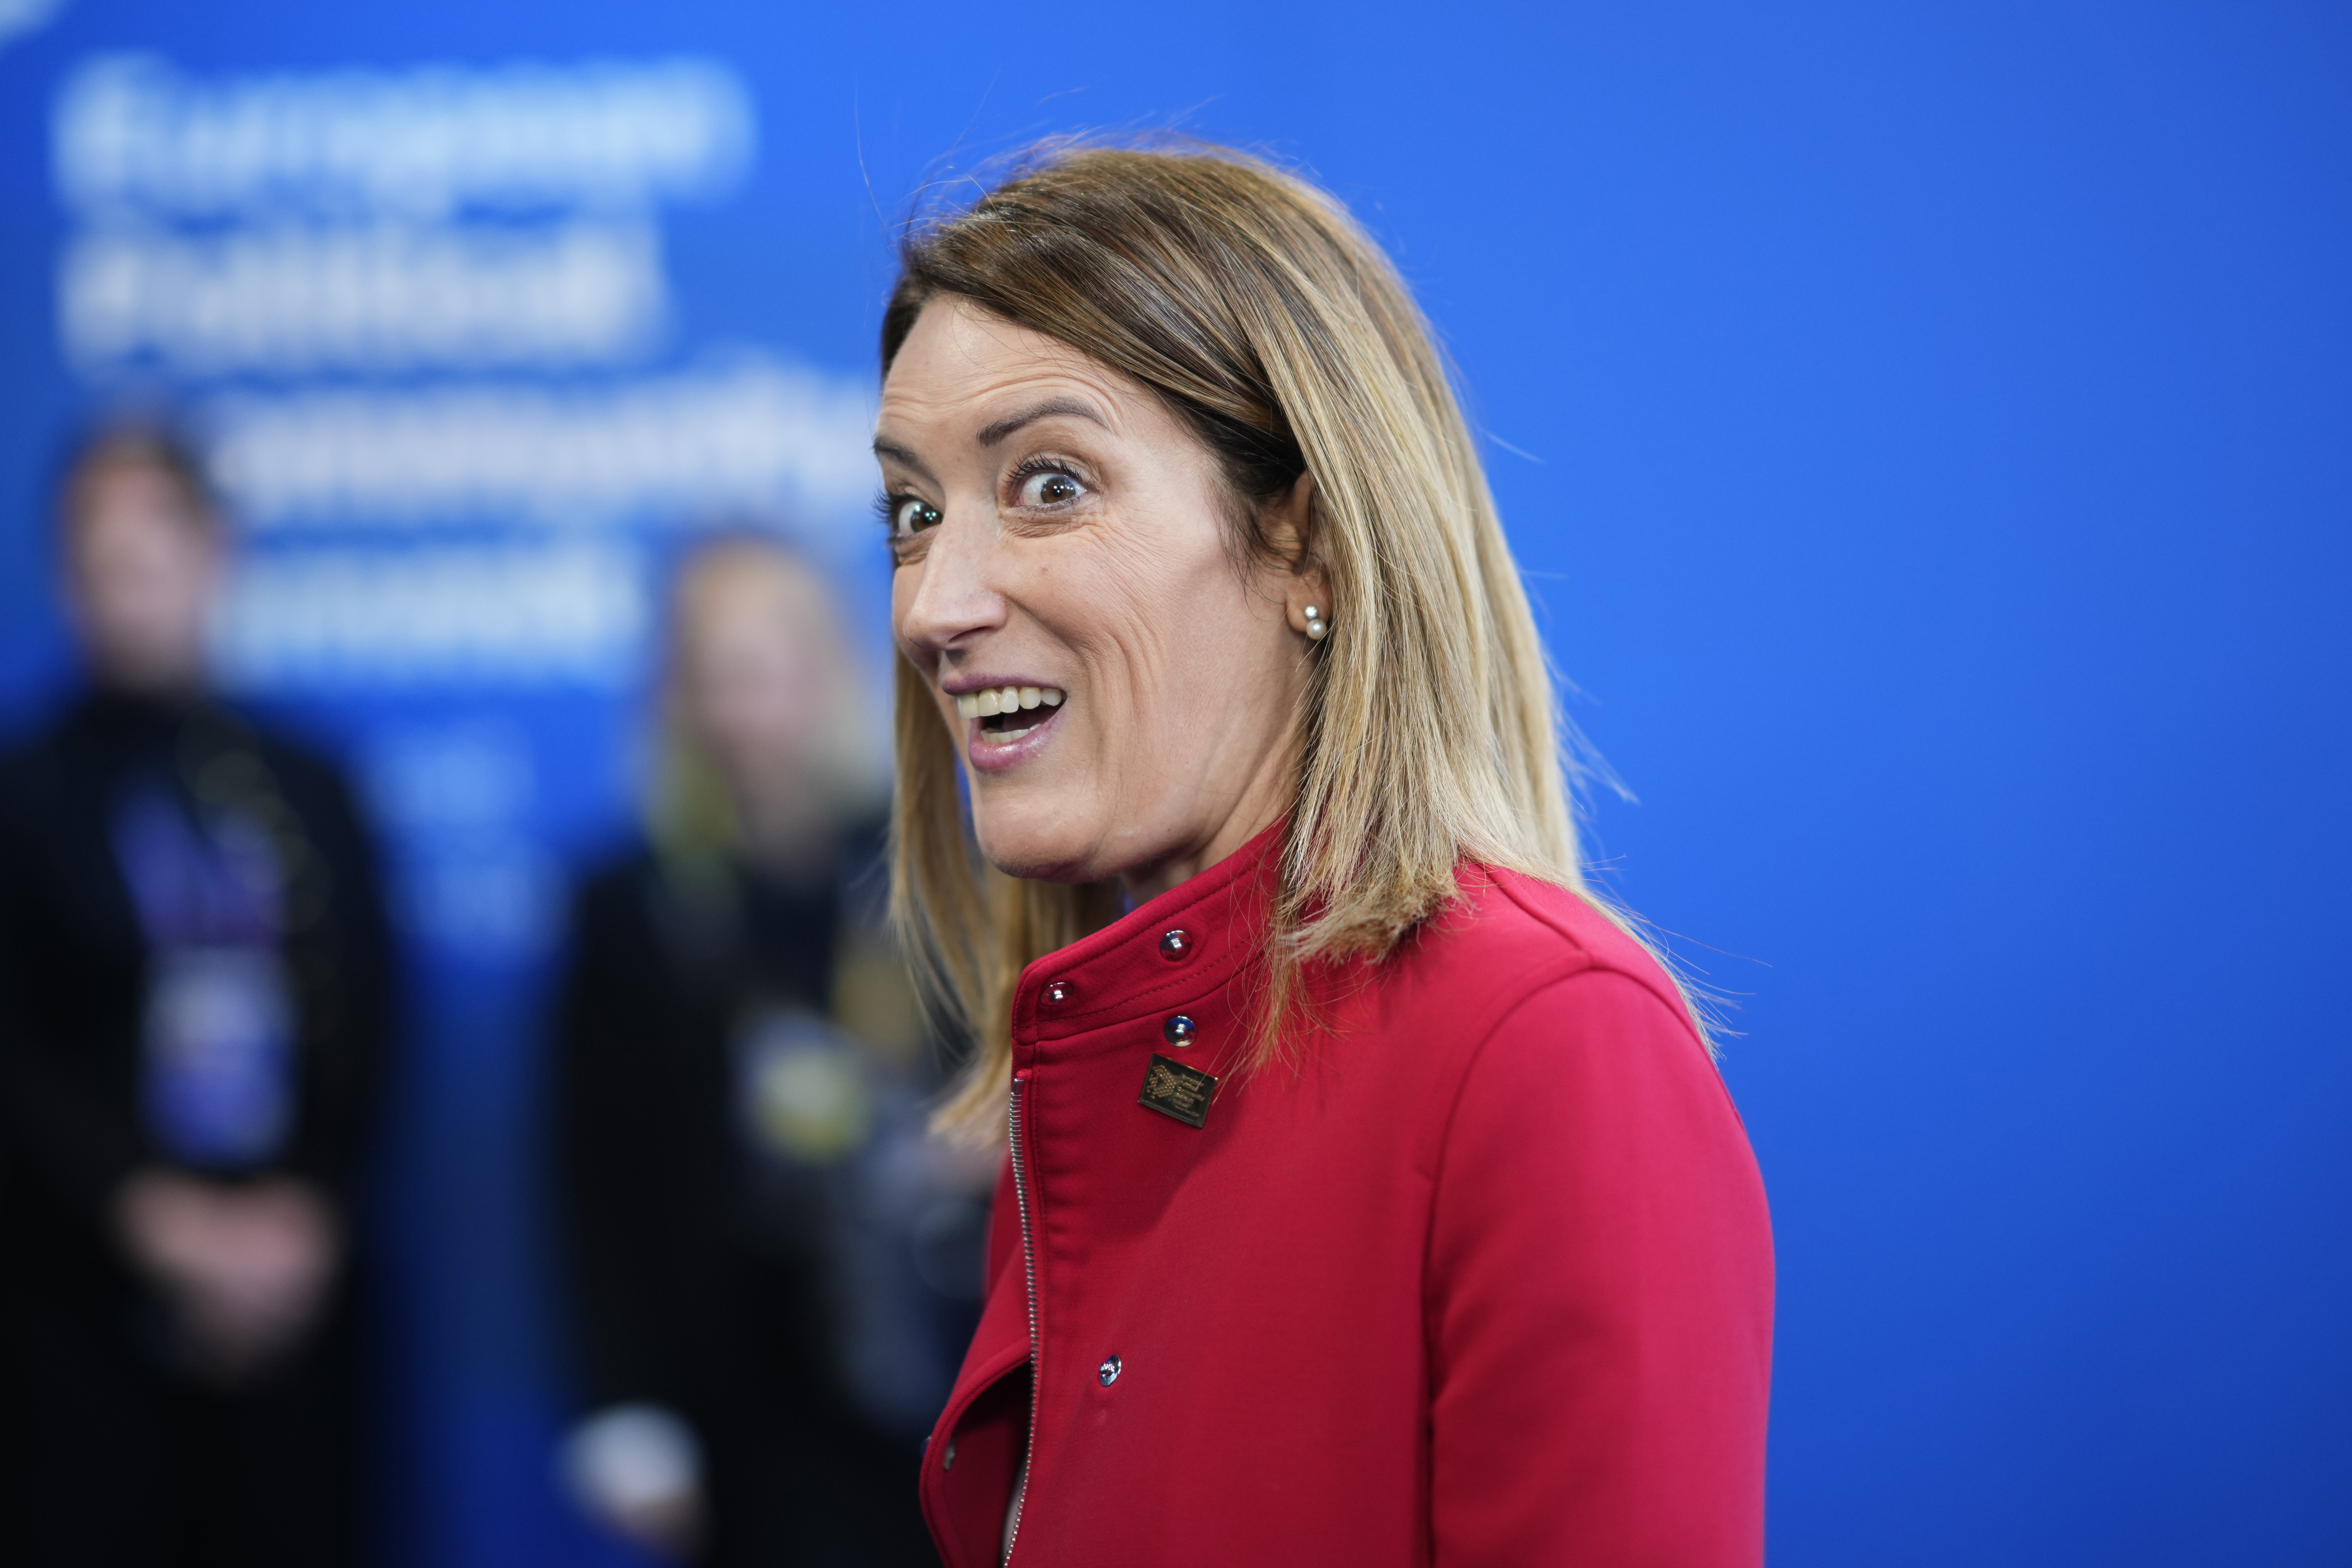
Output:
(895, 510), (1007, 658)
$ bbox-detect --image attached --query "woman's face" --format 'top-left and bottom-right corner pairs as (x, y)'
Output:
(66, 459), (223, 694)
(674, 555), (831, 797)
(878, 298), (1316, 898)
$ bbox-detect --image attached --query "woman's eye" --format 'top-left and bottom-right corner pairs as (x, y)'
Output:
(891, 496), (942, 536)
(1018, 470), (1084, 508)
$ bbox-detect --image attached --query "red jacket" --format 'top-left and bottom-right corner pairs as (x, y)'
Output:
(921, 828), (1773, 1566)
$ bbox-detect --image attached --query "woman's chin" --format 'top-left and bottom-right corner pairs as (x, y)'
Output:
(973, 812), (1110, 887)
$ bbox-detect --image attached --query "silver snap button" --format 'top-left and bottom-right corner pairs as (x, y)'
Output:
(1158, 928), (1194, 962)
(1045, 980), (1075, 1006)
(942, 1439), (956, 1471)
(1162, 1014), (1196, 1047)
(1098, 1354), (1122, 1386)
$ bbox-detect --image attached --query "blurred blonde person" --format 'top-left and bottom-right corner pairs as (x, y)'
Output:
(553, 538), (959, 1568)
(654, 539), (883, 886)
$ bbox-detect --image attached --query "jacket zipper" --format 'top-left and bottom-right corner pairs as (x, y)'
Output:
(1002, 1073), (1041, 1565)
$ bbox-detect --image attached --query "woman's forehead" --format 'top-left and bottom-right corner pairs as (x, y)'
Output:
(877, 299), (1141, 444)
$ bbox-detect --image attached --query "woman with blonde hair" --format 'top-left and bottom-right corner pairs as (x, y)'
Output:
(553, 537), (948, 1567)
(877, 144), (1772, 1567)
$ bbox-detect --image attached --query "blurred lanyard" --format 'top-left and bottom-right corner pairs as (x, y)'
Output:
(111, 779), (295, 1169)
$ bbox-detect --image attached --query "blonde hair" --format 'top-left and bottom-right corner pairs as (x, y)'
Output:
(883, 143), (1696, 1142)
(651, 536), (880, 861)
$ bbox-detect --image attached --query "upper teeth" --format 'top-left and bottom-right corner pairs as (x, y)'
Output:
(956, 685), (1064, 720)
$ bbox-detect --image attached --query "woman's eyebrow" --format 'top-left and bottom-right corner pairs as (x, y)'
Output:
(975, 397), (1108, 448)
(871, 438), (939, 486)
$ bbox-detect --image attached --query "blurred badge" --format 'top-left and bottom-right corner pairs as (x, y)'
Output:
(736, 1009), (873, 1167)
(142, 945), (296, 1167)
(1138, 1053), (1217, 1129)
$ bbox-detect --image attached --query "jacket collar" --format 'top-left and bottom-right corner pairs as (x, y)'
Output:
(1008, 818), (1285, 1054)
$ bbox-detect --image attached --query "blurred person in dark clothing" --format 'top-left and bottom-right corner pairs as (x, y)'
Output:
(0, 425), (391, 1568)
(554, 538), (976, 1568)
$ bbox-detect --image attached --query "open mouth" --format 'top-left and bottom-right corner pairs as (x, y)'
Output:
(955, 684), (1066, 745)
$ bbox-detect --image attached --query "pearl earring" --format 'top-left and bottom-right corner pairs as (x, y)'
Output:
(1303, 605), (1329, 641)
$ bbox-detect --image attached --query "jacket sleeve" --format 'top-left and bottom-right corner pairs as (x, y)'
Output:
(1425, 967), (1774, 1567)
(281, 759), (395, 1204)
(551, 874), (709, 1412)
(0, 815), (148, 1245)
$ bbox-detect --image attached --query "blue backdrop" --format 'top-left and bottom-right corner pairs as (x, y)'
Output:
(1, 3), (2345, 1565)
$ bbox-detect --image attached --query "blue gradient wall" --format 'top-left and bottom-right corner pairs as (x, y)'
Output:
(1, 3), (2345, 1564)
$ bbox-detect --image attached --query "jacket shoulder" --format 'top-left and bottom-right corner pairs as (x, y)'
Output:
(1384, 868), (1723, 1184)
(0, 737), (54, 815)
(0, 715), (94, 857)
(243, 724), (360, 806)
(0, 707), (80, 800)
(1409, 864), (1692, 1029)
(561, 846), (691, 987)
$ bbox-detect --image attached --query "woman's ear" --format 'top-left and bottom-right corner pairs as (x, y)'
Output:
(1263, 471), (1316, 567)
(1267, 474), (1334, 639)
